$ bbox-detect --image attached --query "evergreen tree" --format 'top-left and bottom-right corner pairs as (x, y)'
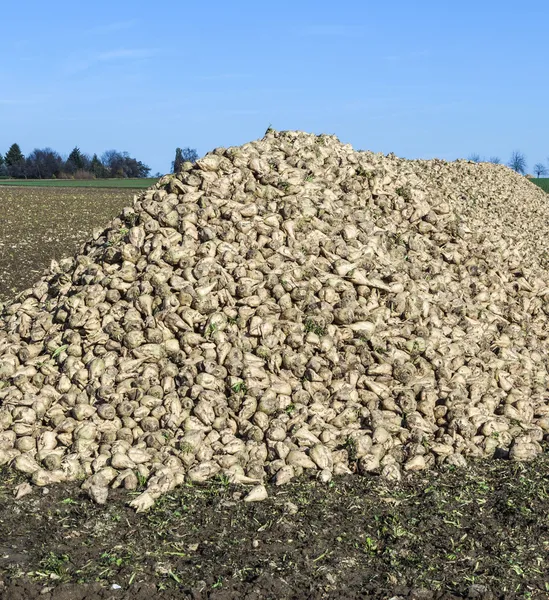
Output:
(90, 154), (105, 178)
(5, 143), (26, 177)
(172, 147), (184, 173)
(5, 143), (24, 166)
(67, 146), (85, 171)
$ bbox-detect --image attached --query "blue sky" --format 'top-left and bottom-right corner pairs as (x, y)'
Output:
(1, 0), (547, 174)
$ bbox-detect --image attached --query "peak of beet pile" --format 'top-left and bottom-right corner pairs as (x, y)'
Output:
(1, 130), (548, 511)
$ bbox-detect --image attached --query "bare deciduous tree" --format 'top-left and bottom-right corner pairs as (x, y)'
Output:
(25, 148), (63, 179)
(101, 150), (150, 178)
(508, 151), (527, 174)
(533, 163), (548, 178)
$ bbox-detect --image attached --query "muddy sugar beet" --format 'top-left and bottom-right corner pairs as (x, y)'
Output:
(1, 130), (549, 511)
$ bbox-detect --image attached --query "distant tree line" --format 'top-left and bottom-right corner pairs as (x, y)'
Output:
(467, 151), (549, 178)
(0, 144), (151, 179)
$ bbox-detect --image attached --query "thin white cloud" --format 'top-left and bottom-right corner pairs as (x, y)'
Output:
(218, 108), (261, 116)
(87, 20), (138, 35)
(294, 25), (363, 37)
(0, 94), (52, 106)
(197, 73), (250, 81)
(96, 48), (157, 61)
(64, 48), (159, 74)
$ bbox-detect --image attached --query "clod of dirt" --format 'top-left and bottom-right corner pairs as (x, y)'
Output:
(0, 130), (548, 508)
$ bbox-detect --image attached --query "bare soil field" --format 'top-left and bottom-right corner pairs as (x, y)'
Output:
(0, 179), (157, 189)
(1, 455), (549, 600)
(0, 186), (138, 301)
(0, 177), (549, 599)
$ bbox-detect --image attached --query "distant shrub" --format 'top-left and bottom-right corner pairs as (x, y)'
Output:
(74, 170), (95, 180)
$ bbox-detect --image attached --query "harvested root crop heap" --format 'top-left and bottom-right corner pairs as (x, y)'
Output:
(1, 130), (549, 510)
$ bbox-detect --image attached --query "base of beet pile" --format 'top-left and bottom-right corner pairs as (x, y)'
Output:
(1, 454), (549, 599)
(0, 130), (548, 514)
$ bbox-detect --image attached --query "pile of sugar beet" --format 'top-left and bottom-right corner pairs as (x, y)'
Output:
(1, 130), (549, 511)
